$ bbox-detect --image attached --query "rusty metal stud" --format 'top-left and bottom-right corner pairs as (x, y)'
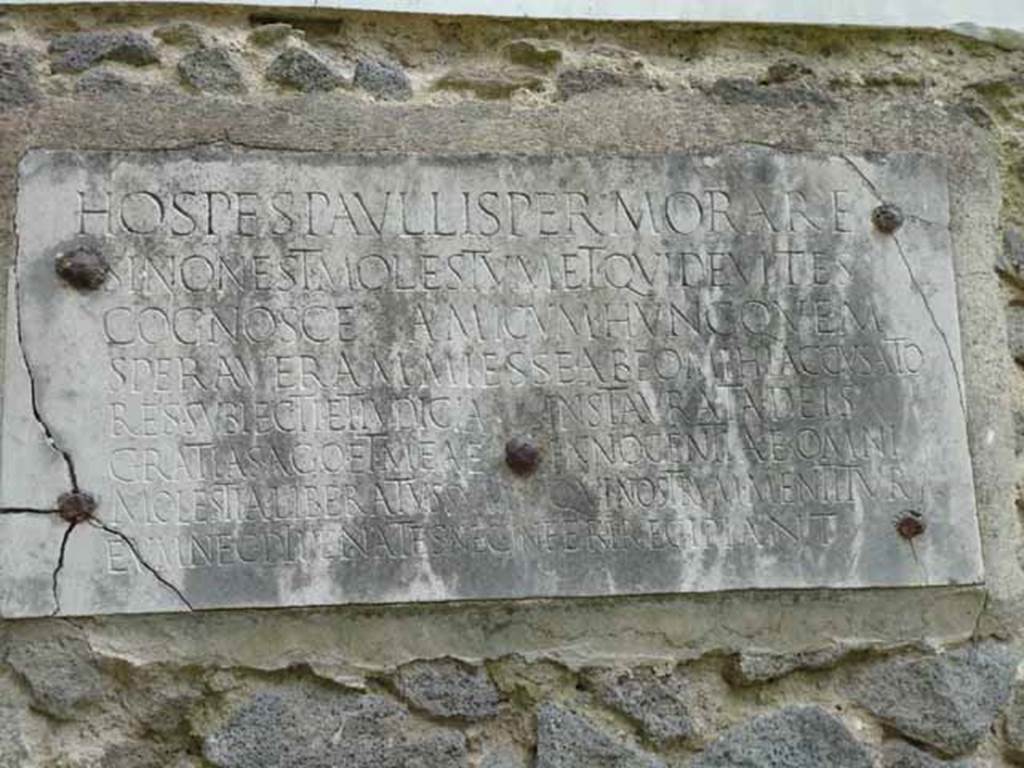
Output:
(505, 437), (540, 476)
(871, 203), (904, 234)
(57, 491), (96, 524)
(55, 242), (109, 291)
(895, 511), (925, 540)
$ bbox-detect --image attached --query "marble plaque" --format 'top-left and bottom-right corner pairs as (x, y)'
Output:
(0, 148), (983, 617)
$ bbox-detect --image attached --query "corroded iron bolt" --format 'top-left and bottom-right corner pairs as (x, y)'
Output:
(57, 491), (96, 524)
(505, 437), (541, 476)
(871, 203), (904, 234)
(55, 242), (109, 291)
(896, 511), (925, 540)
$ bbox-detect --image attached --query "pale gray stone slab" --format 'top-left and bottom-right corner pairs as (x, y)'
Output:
(0, 147), (983, 616)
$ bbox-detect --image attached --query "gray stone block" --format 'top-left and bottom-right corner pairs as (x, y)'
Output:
(1004, 681), (1024, 759)
(203, 681), (468, 767)
(724, 646), (850, 686)
(265, 48), (342, 92)
(49, 31), (158, 73)
(5, 634), (104, 720)
(704, 77), (836, 109)
(0, 45), (37, 109)
(535, 703), (665, 768)
(999, 228), (1024, 287)
(1007, 308), (1024, 364)
(153, 22), (205, 48)
(1, 148), (981, 617)
(74, 69), (144, 97)
(480, 746), (528, 768)
(178, 47), (245, 94)
(503, 40), (563, 69)
(762, 59), (814, 84)
(435, 65), (544, 98)
(852, 642), (1017, 756)
(555, 67), (627, 100)
(249, 23), (304, 47)
(690, 706), (874, 768)
(100, 741), (181, 768)
(0, 706), (29, 768)
(882, 741), (978, 767)
(354, 57), (412, 101)
(395, 658), (501, 720)
(119, 665), (205, 738)
(589, 667), (697, 745)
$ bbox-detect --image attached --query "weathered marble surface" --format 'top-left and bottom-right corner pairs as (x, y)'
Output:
(0, 148), (982, 616)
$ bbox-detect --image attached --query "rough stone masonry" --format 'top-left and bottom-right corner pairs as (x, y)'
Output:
(0, 2), (1023, 767)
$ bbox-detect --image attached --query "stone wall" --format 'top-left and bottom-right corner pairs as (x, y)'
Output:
(1, 3), (1024, 766)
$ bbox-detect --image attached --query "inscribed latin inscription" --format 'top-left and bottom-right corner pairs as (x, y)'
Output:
(0, 149), (983, 617)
